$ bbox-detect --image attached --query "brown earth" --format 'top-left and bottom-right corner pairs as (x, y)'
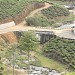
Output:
(0, 3), (51, 44)
(0, 2), (45, 44)
(0, 32), (17, 43)
(0, 2), (45, 25)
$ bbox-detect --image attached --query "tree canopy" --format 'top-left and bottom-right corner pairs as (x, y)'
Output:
(19, 31), (39, 52)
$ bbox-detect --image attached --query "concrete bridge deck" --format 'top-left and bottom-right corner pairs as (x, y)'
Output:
(0, 24), (75, 39)
(0, 2), (75, 40)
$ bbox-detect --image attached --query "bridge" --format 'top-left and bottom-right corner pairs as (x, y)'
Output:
(0, 24), (75, 44)
(0, 2), (75, 43)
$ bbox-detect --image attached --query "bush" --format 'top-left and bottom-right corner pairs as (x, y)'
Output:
(26, 16), (55, 27)
(41, 5), (69, 19)
(0, 0), (43, 20)
(43, 37), (75, 69)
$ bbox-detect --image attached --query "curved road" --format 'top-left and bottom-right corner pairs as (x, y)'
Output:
(0, 3), (75, 39)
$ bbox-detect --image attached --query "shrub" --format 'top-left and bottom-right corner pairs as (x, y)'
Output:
(41, 5), (69, 19)
(43, 37), (75, 69)
(26, 16), (55, 27)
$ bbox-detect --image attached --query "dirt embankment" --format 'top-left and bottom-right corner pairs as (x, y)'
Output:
(0, 2), (45, 43)
(0, 2), (45, 25)
(0, 32), (17, 43)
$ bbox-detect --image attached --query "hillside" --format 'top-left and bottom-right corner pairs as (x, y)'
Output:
(26, 4), (74, 27)
(43, 37), (75, 69)
(0, 32), (17, 43)
(0, 0), (75, 75)
(0, 0), (45, 24)
(0, 0), (34, 19)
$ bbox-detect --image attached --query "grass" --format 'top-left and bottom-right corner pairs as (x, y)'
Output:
(33, 45), (74, 72)
(35, 52), (68, 72)
(54, 13), (75, 23)
(27, 11), (75, 27)
(17, 56), (28, 60)
(65, 72), (75, 75)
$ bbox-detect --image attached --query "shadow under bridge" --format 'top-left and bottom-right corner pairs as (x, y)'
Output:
(35, 31), (55, 44)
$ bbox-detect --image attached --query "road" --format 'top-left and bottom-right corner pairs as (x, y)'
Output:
(0, 24), (75, 39)
(0, 3), (75, 39)
(0, 3), (75, 75)
(27, 3), (51, 18)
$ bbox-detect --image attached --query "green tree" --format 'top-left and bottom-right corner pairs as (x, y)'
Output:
(5, 43), (19, 75)
(19, 31), (39, 75)
(0, 39), (7, 75)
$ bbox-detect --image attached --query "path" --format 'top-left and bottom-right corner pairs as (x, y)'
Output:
(0, 24), (75, 39)
(1, 2), (75, 75)
(27, 3), (51, 18)
(0, 3), (75, 40)
(13, 2), (51, 27)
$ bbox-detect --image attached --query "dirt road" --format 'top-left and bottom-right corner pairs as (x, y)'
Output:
(27, 3), (51, 18)
(0, 3), (75, 39)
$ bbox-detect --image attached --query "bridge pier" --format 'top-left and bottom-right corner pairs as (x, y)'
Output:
(36, 31), (54, 44)
(15, 31), (55, 44)
(40, 34), (53, 44)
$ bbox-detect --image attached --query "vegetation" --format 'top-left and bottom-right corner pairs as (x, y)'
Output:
(41, 5), (69, 19)
(0, 0), (75, 74)
(19, 31), (39, 52)
(65, 72), (75, 75)
(35, 52), (68, 72)
(43, 0), (75, 5)
(0, 31), (75, 74)
(0, 31), (39, 75)
(0, 57), (4, 75)
(19, 31), (39, 75)
(26, 15), (55, 27)
(0, 0), (42, 20)
(0, 39), (8, 75)
(0, 0), (72, 20)
(26, 4), (74, 27)
(0, 0), (74, 27)
(43, 37), (75, 69)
